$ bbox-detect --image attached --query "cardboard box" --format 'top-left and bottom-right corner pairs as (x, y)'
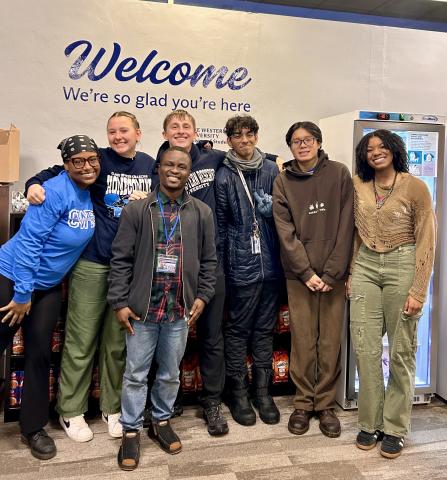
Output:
(0, 125), (20, 182)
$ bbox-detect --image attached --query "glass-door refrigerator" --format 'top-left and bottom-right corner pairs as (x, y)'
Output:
(319, 110), (445, 409)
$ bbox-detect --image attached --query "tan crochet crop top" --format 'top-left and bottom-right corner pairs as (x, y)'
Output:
(352, 173), (436, 303)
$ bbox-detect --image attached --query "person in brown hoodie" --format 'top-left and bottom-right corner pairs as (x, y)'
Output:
(272, 121), (354, 438)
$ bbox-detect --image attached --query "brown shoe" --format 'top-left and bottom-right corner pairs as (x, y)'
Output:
(317, 409), (341, 438)
(288, 409), (314, 435)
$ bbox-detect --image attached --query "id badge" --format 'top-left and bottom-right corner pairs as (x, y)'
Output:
(251, 235), (261, 255)
(156, 254), (178, 274)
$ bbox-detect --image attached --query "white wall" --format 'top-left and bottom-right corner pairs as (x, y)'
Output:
(0, 0), (446, 187)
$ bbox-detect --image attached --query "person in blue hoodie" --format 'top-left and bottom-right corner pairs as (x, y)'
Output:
(0, 135), (99, 460)
(24, 112), (155, 443)
(215, 115), (282, 427)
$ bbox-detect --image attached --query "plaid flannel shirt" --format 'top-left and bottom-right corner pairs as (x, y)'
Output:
(146, 190), (185, 323)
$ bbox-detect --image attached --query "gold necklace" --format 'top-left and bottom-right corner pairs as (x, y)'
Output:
(373, 172), (397, 209)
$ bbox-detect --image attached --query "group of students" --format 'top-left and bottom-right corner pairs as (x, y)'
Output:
(0, 109), (435, 469)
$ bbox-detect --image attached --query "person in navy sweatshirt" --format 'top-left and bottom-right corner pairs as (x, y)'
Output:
(24, 112), (155, 443)
(0, 135), (99, 460)
(151, 110), (228, 436)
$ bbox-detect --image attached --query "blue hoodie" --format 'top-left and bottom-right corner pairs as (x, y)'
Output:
(0, 171), (95, 302)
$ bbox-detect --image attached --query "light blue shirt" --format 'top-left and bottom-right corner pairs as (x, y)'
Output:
(0, 171), (95, 302)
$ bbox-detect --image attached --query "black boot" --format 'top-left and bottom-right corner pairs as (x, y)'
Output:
(227, 374), (256, 426)
(252, 368), (280, 424)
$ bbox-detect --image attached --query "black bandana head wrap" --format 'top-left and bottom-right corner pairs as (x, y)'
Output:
(57, 135), (99, 161)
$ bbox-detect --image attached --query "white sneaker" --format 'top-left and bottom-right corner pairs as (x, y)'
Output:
(102, 412), (123, 438)
(59, 414), (93, 442)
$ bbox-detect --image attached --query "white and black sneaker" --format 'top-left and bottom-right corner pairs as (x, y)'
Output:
(380, 434), (404, 459)
(59, 414), (93, 442)
(102, 412), (123, 438)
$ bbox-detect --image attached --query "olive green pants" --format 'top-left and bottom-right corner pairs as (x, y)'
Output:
(57, 258), (126, 417)
(350, 244), (421, 437)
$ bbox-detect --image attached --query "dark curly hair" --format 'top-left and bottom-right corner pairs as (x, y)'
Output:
(224, 115), (259, 137)
(355, 129), (409, 181)
(285, 121), (322, 147)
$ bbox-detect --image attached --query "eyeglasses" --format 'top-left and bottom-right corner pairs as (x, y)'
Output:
(291, 137), (316, 147)
(70, 155), (100, 169)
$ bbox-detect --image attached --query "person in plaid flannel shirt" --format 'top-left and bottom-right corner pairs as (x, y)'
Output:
(107, 146), (217, 470)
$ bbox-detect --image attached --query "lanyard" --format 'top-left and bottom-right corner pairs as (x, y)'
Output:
(236, 167), (255, 210)
(236, 167), (260, 233)
(157, 193), (181, 245)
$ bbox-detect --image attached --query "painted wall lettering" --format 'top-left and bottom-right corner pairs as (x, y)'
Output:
(65, 40), (252, 90)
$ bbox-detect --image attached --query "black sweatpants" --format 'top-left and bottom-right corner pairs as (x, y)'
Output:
(0, 274), (61, 434)
(224, 281), (280, 377)
(196, 266), (226, 404)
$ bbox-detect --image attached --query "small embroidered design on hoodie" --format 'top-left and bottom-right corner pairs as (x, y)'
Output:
(308, 201), (326, 215)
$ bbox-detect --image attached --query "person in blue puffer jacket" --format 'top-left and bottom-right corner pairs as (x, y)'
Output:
(215, 115), (282, 427)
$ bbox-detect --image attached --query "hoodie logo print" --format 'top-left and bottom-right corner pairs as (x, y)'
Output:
(187, 168), (215, 194)
(308, 201), (326, 215)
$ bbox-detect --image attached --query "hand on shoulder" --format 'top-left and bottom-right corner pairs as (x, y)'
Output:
(27, 184), (46, 204)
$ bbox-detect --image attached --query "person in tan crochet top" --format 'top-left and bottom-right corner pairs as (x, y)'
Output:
(348, 129), (436, 459)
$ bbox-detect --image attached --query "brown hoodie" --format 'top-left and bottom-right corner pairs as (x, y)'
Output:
(272, 150), (354, 286)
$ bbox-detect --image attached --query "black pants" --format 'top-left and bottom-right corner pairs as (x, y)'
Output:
(196, 267), (226, 404)
(0, 274), (61, 434)
(224, 281), (279, 377)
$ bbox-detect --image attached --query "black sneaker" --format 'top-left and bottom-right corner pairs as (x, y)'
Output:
(118, 430), (140, 471)
(356, 430), (384, 450)
(21, 429), (56, 460)
(380, 434), (404, 459)
(203, 403), (229, 436)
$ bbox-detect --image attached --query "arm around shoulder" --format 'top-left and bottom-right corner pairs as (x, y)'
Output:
(24, 165), (64, 199)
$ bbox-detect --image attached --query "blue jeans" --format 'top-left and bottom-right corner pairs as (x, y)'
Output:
(120, 318), (188, 430)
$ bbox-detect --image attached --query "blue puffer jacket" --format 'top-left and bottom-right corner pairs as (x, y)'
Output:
(215, 156), (282, 286)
